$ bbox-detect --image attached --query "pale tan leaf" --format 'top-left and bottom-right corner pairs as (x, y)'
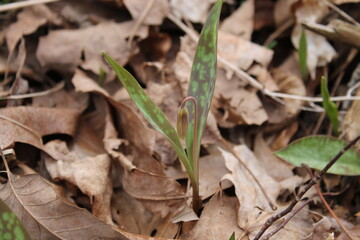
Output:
(170, 0), (214, 23)
(0, 174), (127, 239)
(36, 21), (148, 74)
(5, 4), (61, 51)
(220, 0), (254, 40)
(124, 0), (169, 25)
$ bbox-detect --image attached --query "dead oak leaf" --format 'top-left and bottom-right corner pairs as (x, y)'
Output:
(0, 106), (79, 149)
(36, 21), (148, 75)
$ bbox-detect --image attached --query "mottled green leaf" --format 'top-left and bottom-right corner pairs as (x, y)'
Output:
(186, 0), (223, 165)
(275, 136), (360, 175)
(0, 199), (31, 240)
(298, 28), (307, 79)
(103, 53), (193, 176)
(321, 76), (339, 136)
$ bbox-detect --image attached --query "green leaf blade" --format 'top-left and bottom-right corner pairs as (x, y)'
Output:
(103, 53), (193, 175)
(275, 136), (360, 176)
(186, 0), (223, 163)
(321, 76), (339, 135)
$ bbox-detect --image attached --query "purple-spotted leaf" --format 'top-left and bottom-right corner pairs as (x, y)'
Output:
(103, 53), (193, 177)
(186, 0), (223, 165)
(275, 136), (360, 175)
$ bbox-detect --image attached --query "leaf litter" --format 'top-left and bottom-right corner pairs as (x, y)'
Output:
(0, 0), (360, 239)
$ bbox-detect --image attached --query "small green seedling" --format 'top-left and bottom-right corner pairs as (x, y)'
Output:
(103, 0), (223, 213)
(321, 76), (339, 136)
(298, 28), (308, 80)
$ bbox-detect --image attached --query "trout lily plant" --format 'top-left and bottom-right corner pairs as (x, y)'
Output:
(103, 0), (223, 213)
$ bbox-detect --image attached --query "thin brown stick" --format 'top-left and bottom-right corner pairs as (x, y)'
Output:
(261, 197), (315, 240)
(0, 81), (65, 100)
(127, 0), (156, 47)
(263, 18), (294, 47)
(253, 135), (360, 240)
(302, 164), (355, 240)
(0, 0), (60, 12)
(220, 137), (277, 211)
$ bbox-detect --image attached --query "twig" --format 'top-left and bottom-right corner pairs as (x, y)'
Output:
(127, 0), (156, 47)
(220, 137), (277, 211)
(323, 0), (360, 26)
(263, 18), (294, 47)
(261, 197), (315, 240)
(0, 0), (60, 12)
(167, 13), (360, 106)
(302, 164), (355, 240)
(0, 81), (65, 100)
(253, 135), (360, 240)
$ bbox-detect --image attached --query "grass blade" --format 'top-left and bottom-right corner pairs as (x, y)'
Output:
(321, 76), (339, 135)
(185, 0), (223, 165)
(103, 53), (193, 175)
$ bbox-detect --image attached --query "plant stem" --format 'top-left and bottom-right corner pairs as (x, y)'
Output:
(180, 96), (201, 213)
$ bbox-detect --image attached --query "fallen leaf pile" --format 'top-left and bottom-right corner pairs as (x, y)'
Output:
(0, 0), (360, 239)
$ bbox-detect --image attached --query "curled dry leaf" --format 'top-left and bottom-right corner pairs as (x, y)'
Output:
(36, 21), (148, 75)
(0, 106), (79, 149)
(181, 193), (243, 240)
(341, 89), (360, 151)
(0, 173), (127, 240)
(43, 140), (113, 224)
(5, 4), (62, 51)
(220, 0), (254, 40)
(124, 0), (169, 25)
(220, 145), (310, 238)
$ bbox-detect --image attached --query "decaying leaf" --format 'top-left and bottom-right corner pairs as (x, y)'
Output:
(0, 173), (127, 239)
(170, 0), (214, 23)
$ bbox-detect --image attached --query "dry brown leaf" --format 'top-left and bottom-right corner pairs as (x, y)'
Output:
(342, 88), (360, 150)
(43, 139), (113, 224)
(5, 4), (62, 52)
(254, 133), (294, 181)
(181, 193), (243, 240)
(170, 0), (214, 23)
(220, 145), (311, 238)
(0, 106), (79, 149)
(331, 0), (360, 4)
(112, 191), (178, 238)
(36, 21), (148, 75)
(274, 0), (296, 26)
(220, 0), (254, 40)
(0, 173), (127, 239)
(198, 147), (231, 199)
(213, 69), (268, 127)
(218, 30), (273, 71)
(124, 0), (169, 25)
